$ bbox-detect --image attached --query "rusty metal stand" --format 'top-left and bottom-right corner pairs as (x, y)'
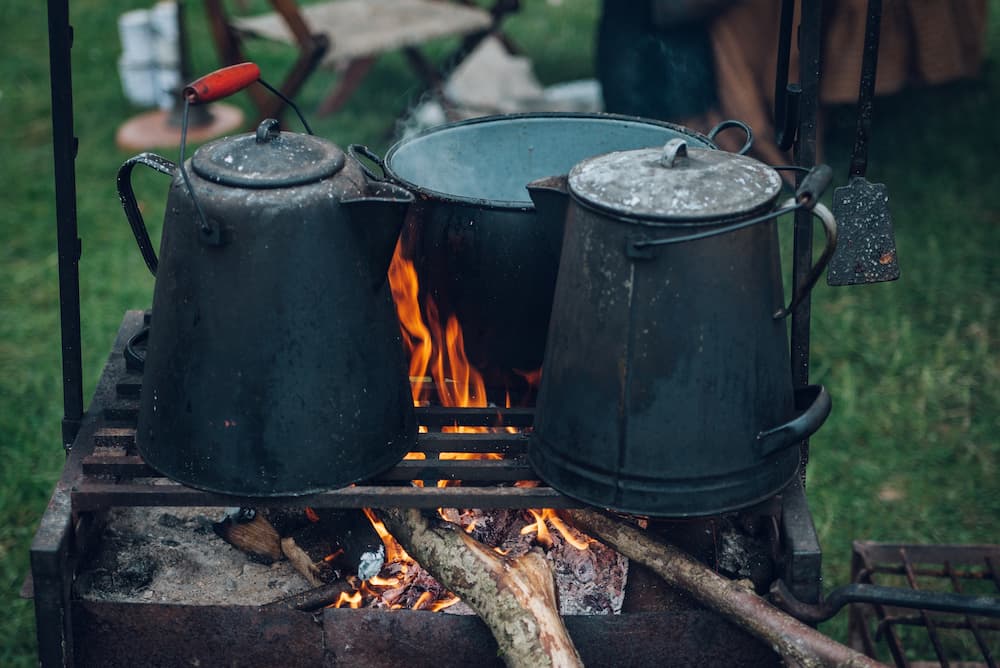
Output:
(790, 0), (823, 488)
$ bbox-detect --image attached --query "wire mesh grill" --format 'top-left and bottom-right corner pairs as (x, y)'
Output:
(848, 541), (1000, 668)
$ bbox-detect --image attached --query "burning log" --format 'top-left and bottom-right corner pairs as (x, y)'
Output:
(305, 509), (385, 581)
(377, 507), (583, 668)
(262, 579), (357, 612)
(564, 509), (885, 668)
(215, 507), (384, 586)
(212, 508), (282, 563)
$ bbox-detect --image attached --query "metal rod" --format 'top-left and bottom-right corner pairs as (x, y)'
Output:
(791, 0), (822, 480)
(47, 0), (84, 450)
(900, 547), (953, 666)
(945, 560), (998, 668)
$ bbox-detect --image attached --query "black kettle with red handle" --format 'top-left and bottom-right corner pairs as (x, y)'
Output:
(117, 64), (416, 497)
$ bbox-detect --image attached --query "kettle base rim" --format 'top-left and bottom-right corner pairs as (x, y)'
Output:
(134, 435), (415, 499)
(528, 437), (801, 518)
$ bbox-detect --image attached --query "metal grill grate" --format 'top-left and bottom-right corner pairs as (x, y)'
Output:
(848, 541), (1000, 668)
(70, 311), (578, 513)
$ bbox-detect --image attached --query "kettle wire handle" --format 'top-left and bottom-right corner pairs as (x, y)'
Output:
(347, 144), (389, 182)
(175, 62), (318, 249)
(183, 62), (313, 135)
(627, 165), (837, 320)
(771, 200), (837, 319)
(707, 119), (754, 155)
(117, 152), (178, 276)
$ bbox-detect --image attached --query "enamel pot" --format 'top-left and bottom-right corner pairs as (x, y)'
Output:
(117, 115), (417, 497)
(527, 138), (837, 517)
(349, 114), (752, 379)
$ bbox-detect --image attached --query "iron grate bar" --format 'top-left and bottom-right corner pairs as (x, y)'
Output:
(71, 481), (579, 512)
(69, 339), (577, 512)
(986, 557), (1000, 594)
(945, 560), (997, 668)
(900, 547), (952, 668)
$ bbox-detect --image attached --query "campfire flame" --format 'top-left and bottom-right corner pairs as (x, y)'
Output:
(330, 234), (584, 613)
(332, 590), (363, 609)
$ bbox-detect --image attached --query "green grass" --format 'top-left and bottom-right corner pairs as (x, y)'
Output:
(1, 0), (997, 665)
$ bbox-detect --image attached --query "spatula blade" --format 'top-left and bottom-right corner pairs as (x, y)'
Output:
(827, 176), (900, 285)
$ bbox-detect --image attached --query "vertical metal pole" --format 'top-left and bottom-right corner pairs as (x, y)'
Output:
(47, 0), (84, 450)
(792, 0), (822, 479)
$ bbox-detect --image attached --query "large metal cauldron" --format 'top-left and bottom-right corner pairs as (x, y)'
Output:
(117, 118), (417, 497)
(350, 114), (748, 374)
(527, 139), (836, 517)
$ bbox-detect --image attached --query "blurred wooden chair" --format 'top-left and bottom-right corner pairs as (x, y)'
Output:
(204, 0), (519, 122)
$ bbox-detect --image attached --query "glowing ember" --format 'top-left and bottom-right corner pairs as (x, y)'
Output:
(520, 509), (590, 551)
(411, 591), (434, 610)
(332, 590), (363, 609)
(429, 595), (461, 612)
(362, 507), (409, 566)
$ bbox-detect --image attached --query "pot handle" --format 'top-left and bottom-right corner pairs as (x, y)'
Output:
(707, 119), (754, 155)
(348, 144), (389, 182)
(755, 385), (831, 458)
(117, 152), (177, 276)
(771, 196), (838, 319)
(626, 165), (837, 320)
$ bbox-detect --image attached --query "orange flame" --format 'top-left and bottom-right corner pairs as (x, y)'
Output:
(362, 508), (410, 566)
(389, 241), (489, 410)
(411, 591), (434, 610)
(521, 509), (590, 551)
(331, 590), (363, 609)
(429, 595), (461, 612)
(366, 229), (590, 617)
(389, 239), (433, 402)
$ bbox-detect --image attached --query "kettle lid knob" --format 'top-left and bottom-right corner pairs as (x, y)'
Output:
(255, 118), (281, 144)
(659, 138), (688, 168)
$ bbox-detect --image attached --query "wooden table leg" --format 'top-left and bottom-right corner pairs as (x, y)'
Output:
(316, 55), (378, 116)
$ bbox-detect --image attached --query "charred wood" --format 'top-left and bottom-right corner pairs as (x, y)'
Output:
(282, 537), (323, 587)
(304, 509), (385, 581)
(212, 508), (282, 563)
(262, 579), (357, 612)
(377, 507), (583, 668)
(564, 509), (885, 668)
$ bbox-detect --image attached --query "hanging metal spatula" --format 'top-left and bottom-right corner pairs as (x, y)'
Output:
(827, 0), (900, 286)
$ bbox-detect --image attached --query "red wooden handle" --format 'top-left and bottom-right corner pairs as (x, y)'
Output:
(183, 62), (261, 104)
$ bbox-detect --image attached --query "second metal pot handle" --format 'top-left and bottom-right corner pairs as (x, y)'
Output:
(117, 152), (177, 276)
(755, 385), (832, 458)
(627, 165), (837, 320)
(707, 119), (754, 155)
(771, 198), (838, 319)
(348, 144), (389, 182)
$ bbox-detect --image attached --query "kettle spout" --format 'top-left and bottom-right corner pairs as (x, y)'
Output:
(527, 175), (570, 258)
(342, 182), (414, 289)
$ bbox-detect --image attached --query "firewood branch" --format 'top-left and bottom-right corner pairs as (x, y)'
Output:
(563, 509), (885, 668)
(377, 507), (583, 668)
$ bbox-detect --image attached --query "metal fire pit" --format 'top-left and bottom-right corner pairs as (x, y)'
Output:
(26, 311), (825, 667)
(35, 0), (834, 663)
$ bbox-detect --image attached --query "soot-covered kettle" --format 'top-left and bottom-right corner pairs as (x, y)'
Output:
(116, 64), (416, 496)
(527, 138), (837, 516)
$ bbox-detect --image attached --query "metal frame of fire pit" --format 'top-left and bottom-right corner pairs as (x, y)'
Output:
(847, 542), (1000, 667)
(33, 1), (828, 666)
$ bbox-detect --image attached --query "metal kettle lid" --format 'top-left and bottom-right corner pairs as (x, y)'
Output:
(191, 119), (346, 188)
(568, 138), (783, 220)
